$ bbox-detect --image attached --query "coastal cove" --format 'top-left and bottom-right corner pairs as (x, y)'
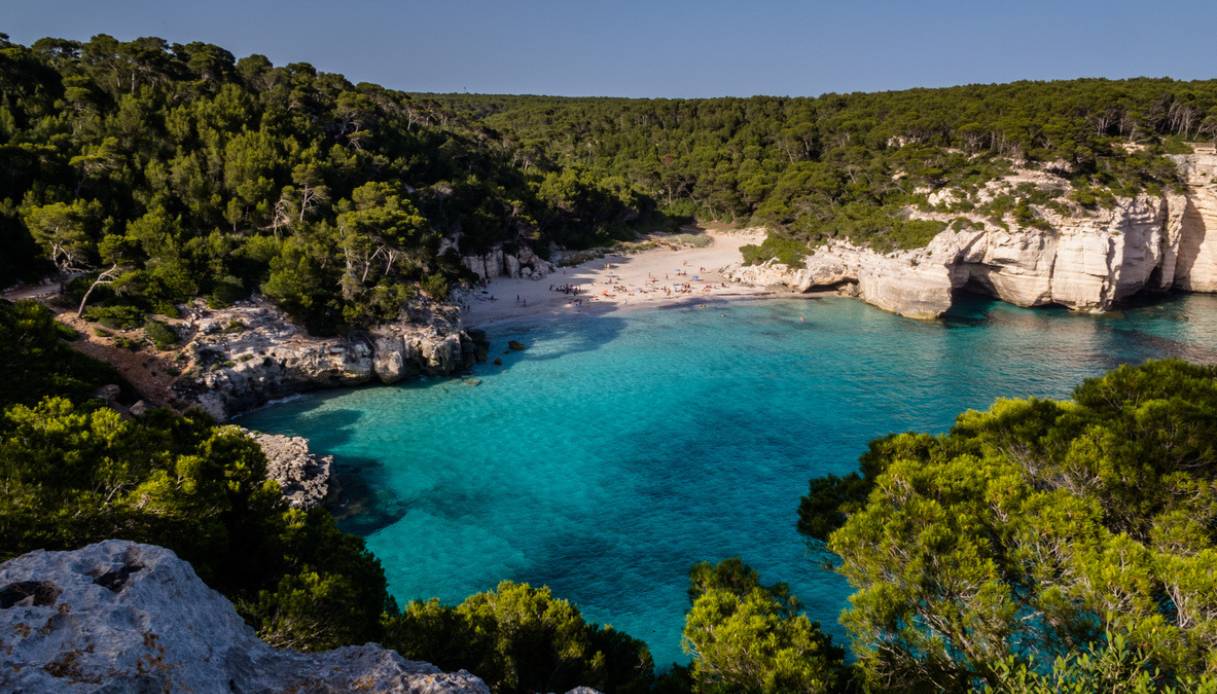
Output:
(240, 293), (1217, 667)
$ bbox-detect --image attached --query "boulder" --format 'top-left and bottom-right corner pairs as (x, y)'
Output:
(0, 540), (489, 693)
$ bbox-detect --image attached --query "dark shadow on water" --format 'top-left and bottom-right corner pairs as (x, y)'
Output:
(237, 398), (365, 448)
(327, 454), (410, 536)
(293, 406), (363, 448)
(944, 290), (1217, 365)
(475, 311), (630, 373)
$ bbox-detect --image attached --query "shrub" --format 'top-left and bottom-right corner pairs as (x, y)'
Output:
(207, 275), (248, 309)
(386, 581), (654, 694)
(144, 319), (179, 350)
(84, 304), (144, 330)
(741, 233), (809, 268)
(422, 273), (450, 299)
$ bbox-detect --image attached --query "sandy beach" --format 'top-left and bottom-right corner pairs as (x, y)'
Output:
(459, 228), (781, 327)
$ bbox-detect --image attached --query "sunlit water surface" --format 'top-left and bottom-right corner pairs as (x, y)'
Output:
(241, 294), (1217, 666)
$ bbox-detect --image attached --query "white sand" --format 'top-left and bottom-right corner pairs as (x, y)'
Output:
(460, 228), (779, 327)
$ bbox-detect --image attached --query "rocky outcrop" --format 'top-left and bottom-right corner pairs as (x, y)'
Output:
(244, 429), (333, 509)
(731, 154), (1217, 319)
(171, 300), (482, 420)
(463, 244), (556, 281)
(0, 540), (488, 693)
(1172, 152), (1217, 292)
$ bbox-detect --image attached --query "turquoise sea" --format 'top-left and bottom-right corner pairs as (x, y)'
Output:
(241, 294), (1217, 666)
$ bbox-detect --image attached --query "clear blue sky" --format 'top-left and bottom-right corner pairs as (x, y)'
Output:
(6, 0), (1217, 97)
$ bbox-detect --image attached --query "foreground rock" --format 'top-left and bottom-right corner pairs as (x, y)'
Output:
(171, 299), (483, 420)
(730, 152), (1217, 319)
(244, 429), (333, 509)
(0, 540), (488, 693)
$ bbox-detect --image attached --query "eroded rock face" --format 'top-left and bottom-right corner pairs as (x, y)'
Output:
(0, 540), (489, 693)
(170, 300), (479, 420)
(1172, 152), (1217, 292)
(730, 155), (1217, 319)
(463, 244), (556, 281)
(244, 429), (333, 509)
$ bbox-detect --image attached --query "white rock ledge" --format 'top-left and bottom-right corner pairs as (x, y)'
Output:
(170, 300), (483, 420)
(0, 540), (490, 693)
(730, 152), (1217, 319)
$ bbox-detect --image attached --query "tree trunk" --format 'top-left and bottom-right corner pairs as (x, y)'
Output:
(77, 264), (119, 318)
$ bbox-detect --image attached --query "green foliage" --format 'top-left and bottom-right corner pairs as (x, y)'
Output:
(7, 31), (1212, 328)
(800, 359), (1217, 690)
(0, 300), (120, 408)
(385, 581), (655, 694)
(681, 559), (846, 693)
(0, 394), (390, 652)
(987, 632), (1217, 693)
(84, 303), (143, 329)
(143, 318), (178, 350)
(0, 34), (658, 331)
(0, 300), (387, 651)
(421, 273), (450, 299)
(433, 78), (1210, 252)
(741, 233), (809, 268)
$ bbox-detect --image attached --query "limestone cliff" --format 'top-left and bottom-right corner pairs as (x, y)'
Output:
(0, 540), (489, 693)
(1172, 152), (1217, 292)
(731, 153), (1217, 319)
(170, 300), (482, 420)
(462, 244), (556, 281)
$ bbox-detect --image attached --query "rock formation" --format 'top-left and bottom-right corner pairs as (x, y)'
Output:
(169, 300), (483, 420)
(1171, 152), (1217, 292)
(462, 244), (556, 281)
(243, 429), (333, 509)
(730, 153), (1217, 319)
(0, 540), (489, 693)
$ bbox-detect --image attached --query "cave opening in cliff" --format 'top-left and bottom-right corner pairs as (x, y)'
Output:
(951, 270), (999, 301)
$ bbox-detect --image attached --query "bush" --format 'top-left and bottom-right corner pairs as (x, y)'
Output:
(0, 301), (122, 409)
(207, 275), (248, 309)
(144, 319), (179, 350)
(681, 559), (846, 693)
(422, 273), (450, 299)
(84, 304), (144, 330)
(741, 233), (809, 268)
(386, 582), (655, 694)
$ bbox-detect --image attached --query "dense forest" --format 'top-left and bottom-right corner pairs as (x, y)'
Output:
(800, 359), (1217, 692)
(432, 79), (1217, 261)
(433, 79), (1212, 264)
(5, 33), (1217, 337)
(0, 33), (659, 333)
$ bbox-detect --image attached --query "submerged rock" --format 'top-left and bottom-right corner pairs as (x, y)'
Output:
(507, 340), (527, 351)
(0, 540), (489, 693)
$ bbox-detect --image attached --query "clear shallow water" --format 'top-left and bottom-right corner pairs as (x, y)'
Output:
(241, 293), (1217, 666)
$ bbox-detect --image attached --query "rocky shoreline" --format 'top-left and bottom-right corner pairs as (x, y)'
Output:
(167, 300), (487, 421)
(242, 430), (334, 509)
(730, 151), (1217, 319)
